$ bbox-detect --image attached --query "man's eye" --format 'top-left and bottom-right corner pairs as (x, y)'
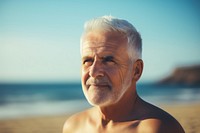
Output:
(103, 56), (115, 64)
(83, 59), (93, 65)
(104, 59), (113, 62)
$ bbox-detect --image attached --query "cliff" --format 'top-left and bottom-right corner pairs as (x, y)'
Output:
(158, 65), (200, 86)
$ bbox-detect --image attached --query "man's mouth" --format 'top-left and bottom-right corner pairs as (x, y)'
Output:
(90, 84), (109, 87)
(85, 78), (112, 89)
(87, 83), (111, 89)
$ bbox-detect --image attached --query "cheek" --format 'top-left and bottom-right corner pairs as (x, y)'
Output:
(81, 67), (88, 84)
(106, 67), (123, 86)
(111, 67), (131, 88)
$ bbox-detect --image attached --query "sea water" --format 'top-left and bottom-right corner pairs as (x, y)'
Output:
(0, 83), (200, 120)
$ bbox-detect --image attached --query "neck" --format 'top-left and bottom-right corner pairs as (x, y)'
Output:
(98, 88), (138, 123)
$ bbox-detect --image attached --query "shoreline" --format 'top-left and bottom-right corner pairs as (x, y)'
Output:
(0, 103), (200, 133)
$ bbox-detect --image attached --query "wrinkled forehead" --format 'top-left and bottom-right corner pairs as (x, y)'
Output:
(81, 35), (129, 61)
(81, 41), (130, 63)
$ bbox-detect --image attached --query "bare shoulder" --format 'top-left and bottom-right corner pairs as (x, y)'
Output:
(138, 118), (185, 133)
(62, 107), (95, 133)
(137, 101), (185, 133)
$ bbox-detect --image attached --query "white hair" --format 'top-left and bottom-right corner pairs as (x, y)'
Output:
(80, 15), (142, 61)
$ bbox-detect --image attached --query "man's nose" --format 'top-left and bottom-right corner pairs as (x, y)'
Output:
(89, 61), (104, 78)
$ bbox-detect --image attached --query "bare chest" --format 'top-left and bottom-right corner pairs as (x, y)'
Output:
(76, 120), (141, 133)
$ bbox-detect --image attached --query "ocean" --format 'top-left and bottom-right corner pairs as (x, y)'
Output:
(0, 83), (200, 120)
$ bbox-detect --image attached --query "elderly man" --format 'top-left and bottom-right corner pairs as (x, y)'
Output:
(63, 16), (185, 133)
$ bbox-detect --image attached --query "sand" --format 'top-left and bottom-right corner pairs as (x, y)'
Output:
(0, 103), (200, 133)
(160, 103), (200, 133)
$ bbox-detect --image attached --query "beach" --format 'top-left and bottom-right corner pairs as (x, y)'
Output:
(0, 103), (199, 133)
(161, 103), (200, 133)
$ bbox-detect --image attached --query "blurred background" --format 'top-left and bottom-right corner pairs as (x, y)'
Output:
(0, 0), (200, 122)
(1, 0), (200, 83)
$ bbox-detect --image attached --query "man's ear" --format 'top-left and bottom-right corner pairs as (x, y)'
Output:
(132, 59), (144, 82)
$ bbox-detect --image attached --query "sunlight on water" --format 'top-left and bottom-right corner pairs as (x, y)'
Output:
(0, 100), (91, 120)
(0, 83), (199, 119)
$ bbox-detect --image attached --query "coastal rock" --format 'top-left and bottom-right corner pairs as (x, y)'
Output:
(159, 65), (200, 86)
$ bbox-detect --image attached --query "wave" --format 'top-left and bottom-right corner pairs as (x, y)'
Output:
(0, 99), (91, 120)
(0, 83), (200, 119)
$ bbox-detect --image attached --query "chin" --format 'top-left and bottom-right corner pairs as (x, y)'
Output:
(87, 98), (108, 107)
(87, 96), (118, 108)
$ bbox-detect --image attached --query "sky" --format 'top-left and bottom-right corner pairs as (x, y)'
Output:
(0, 0), (200, 83)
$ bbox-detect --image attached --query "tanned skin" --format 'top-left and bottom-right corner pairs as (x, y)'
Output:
(63, 30), (185, 133)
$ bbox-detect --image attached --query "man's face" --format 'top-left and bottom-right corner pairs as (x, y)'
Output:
(81, 31), (134, 107)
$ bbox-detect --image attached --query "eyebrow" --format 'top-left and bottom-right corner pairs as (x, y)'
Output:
(82, 54), (115, 61)
(81, 56), (92, 61)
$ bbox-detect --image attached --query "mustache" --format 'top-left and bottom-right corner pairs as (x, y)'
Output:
(86, 77), (111, 86)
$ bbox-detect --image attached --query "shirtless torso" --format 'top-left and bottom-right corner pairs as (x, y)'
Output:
(63, 97), (185, 133)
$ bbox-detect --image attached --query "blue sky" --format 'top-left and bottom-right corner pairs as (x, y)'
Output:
(0, 0), (200, 83)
